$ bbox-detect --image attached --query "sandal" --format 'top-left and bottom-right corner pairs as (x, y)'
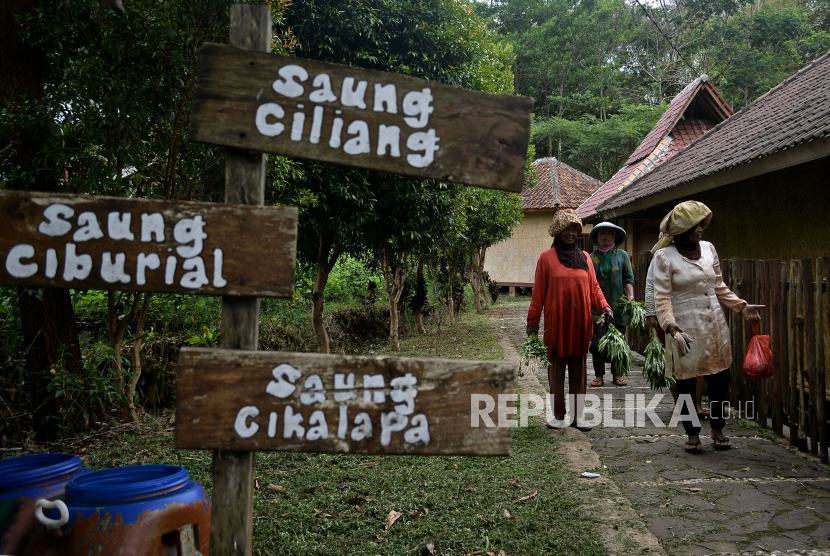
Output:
(612, 376), (628, 386)
(713, 436), (732, 451)
(590, 377), (604, 387)
(684, 440), (703, 454)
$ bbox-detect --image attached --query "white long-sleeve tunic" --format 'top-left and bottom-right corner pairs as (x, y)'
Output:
(653, 241), (746, 380)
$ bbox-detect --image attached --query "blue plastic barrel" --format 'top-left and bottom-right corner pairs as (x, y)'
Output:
(0, 453), (85, 555)
(23, 464), (211, 556)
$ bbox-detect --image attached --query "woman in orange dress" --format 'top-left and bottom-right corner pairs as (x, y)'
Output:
(526, 209), (611, 430)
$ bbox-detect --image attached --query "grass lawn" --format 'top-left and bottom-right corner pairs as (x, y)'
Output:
(52, 305), (603, 556)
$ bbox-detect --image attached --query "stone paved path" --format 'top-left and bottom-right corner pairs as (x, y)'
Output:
(491, 298), (830, 556)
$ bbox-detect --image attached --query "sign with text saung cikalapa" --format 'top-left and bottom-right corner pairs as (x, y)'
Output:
(189, 44), (534, 192)
(0, 191), (297, 297)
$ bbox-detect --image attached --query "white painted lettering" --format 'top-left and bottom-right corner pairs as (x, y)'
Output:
(256, 103), (286, 137)
(38, 204), (74, 237)
(45, 248), (58, 278)
(373, 83), (398, 113)
(180, 257), (209, 289)
(377, 124), (401, 157)
(300, 374), (326, 405)
(351, 412), (373, 442)
(272, 65), (309, 98)
(283, 406), (305, 439)
(140, 213), (165, 242)
(101, 252), (130, 284)
(337, 405), (348, 439)
(341, 77), (368, 109)
(306, 410), (329, 441)
(212, 248), (227, 288)
(268, 412), (278, 438)
(329, 115), (344, 149)
(63, 244), (92, 281)
(380, 411), (408, 447)
(363, 375), (385, 404)
(73, 212), (104, 242)
(136, 253), (160, 286)
(334, 373), (356, 402)
(5, 244), (37, 278)
(390, 373), (417, 415)
(164, 255), (177, 285)
(173, 215), (206, 258)
(234, 406), (260, 438)
(309, 73), (337, 103)
(266, 363), (302, 398)
(107, 212), (134, 240)
(309, 106), (324, 144)
(290, 111), (306, 142)
(406, 129), (440, 168)
(343, 120), (371, 155)
(404, 414), (430, 445)
(402, 88), (434, 128)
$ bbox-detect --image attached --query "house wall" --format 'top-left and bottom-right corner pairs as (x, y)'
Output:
(623, 156), (830, 260)
(484, 211), (594, 286)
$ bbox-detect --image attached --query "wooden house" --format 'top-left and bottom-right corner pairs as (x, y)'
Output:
(483, 157), (603, 289)
(578, 76), (733, 254)
(595, 52), (830, 261)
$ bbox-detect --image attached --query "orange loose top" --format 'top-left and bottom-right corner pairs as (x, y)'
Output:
(527, 249), (610, 357)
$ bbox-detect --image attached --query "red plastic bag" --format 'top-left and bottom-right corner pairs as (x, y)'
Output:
(743, 322), (773, 380)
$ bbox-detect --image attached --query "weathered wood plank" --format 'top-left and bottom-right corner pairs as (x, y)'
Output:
(789, 260), (799, 446)
(770, 259), (784, 434)
(209, 6), (271, 556)
(796, 260), (808, 452)
(802, 259), (817, 455)
(175, 348), (516, 456)
(816, 258), (827, 462)
(189, 44), (534, 192)
(757, 260), (768, 427)
(0, 190), (296, 298)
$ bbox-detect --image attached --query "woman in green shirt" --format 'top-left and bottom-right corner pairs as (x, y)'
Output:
(589, 222), (635, 387)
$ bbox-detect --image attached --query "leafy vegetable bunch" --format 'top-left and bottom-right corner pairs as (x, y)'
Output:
(598, 325), (631, 376)
(643, 332), (675, 391)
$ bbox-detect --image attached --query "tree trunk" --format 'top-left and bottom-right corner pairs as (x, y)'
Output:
(381, 250), (408, 351)
(469, 253), (482, 313)
(108, 291), (141, 412)
(447, 267), (456, 326)
(311, 234), (342, 354)
(414, 262), (426, 334)
(479, 248), (490, 310)
(4, 1), (84, 440)
(124, 293), (151, 422)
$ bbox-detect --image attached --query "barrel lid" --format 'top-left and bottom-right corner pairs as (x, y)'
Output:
(66, 464), (190, 504)
(0, 453), (82, 492)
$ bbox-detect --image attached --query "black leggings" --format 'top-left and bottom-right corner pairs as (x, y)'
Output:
(592, 323), (626, 377)
(676, 369), (730, 435)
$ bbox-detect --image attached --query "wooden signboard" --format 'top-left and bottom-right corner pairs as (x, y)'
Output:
(0, 190), (298, 297)
(175, 347), (515, 456)
(189, 44), (534, 193)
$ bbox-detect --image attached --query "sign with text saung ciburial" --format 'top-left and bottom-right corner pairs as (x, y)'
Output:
(0, 191), (297, 297)
(189, 44), (534, 192)
(175, 348), (515, 456)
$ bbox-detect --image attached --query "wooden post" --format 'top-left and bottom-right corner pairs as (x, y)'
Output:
(210, 5), (271, 555)
(770, 260), (784, 434)
(757, 260), (768, 428)
(802, 259), (817, 455)
(795, 260), (808, 452)
(789, 260), (799, 446)
(816, 258), (827, 462)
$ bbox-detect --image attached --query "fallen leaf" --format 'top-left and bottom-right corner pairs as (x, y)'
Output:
(507, 479), (522, 488)
(424, 508), (429, 515)
(738, 467), (750, 472)
(613, 524), (619, 530)
(645, 460), (652, 463)
(375, 533), (388, 543)
(168, 414), (175, 425)
(503, 509), (512, 518)
(449, 456), (460, 460)
(407, 510), (421, 517)
(659, 501), (670, 508)
(255, 479), (260, 490)
(354, 505), (365, 512)
(266, 484), (289, 496)
(514, 490), (539, 503)
(499, 551), (506, 556)
(426, 542), (435, 555)
(453, 464), (458, 470)
(129, 458), (138, 465)
(467, 487), (477, 492)
(304, 485), (322, 494)
(684, 487), (702, 493)
(359, 461), (380, 467)
(348, 496), (370, 505)
(487, 552), (495, 556)
(385, 510), (401, 530)
(313, 509), (332, 519)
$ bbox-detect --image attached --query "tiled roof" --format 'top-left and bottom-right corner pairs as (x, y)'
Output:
(522, 158), (603, 210)
(578, 77), (732, 221)
(598, 52), (830, 213)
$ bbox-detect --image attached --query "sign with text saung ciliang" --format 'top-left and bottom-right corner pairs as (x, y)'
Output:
(175, 348), (515, 456)
(188, 44), (534, 192)
(0, 191), (297, 297)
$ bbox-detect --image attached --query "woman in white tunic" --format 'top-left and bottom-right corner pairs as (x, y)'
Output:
(653, 201), (762, 453)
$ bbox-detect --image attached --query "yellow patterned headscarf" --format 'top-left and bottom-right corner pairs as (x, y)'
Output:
(548, 208), (582, 238)
(653, 201), (713, 251)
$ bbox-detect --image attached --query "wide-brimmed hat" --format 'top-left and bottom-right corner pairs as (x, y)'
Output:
(548, 209), (582, 238)
(589, 222), (626, 247)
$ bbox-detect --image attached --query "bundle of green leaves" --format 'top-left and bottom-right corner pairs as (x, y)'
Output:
(598, 325), (631, 376)
(521, 335), (550, 378)
(619, 296), (647, 332)
(643, 332), (674, 391)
